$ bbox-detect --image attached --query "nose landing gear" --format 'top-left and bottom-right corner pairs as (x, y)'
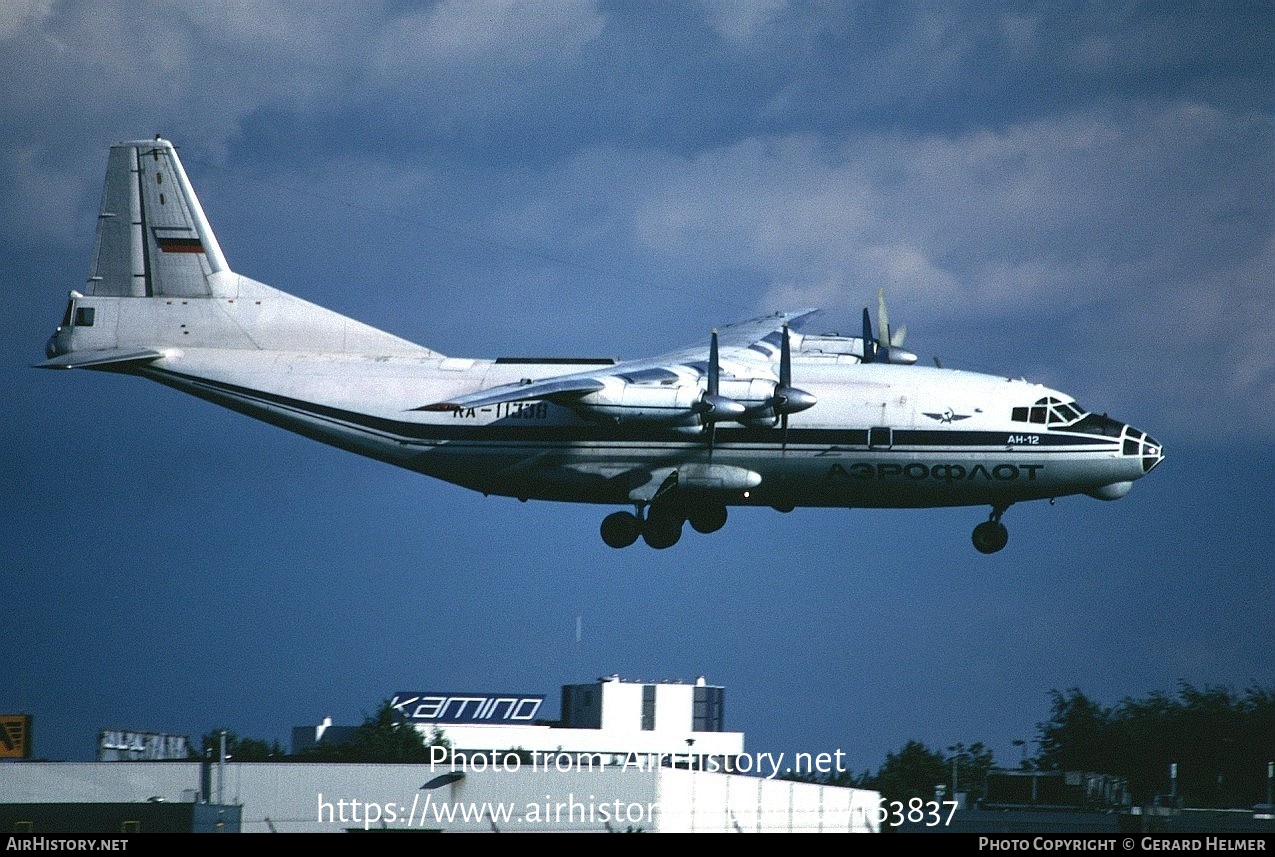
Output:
(972, 504), (1011, 554)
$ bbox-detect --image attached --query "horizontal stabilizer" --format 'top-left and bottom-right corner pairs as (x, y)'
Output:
(34, 348), (163, 371)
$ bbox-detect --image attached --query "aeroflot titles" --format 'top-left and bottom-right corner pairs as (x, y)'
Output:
(829, 462), (1045, 481)
(391, 694), (544, 723)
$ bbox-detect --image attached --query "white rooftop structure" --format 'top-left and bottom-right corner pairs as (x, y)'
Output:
(301, 675), (744, 765)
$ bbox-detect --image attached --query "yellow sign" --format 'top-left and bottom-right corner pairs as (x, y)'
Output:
(0, 714), (32, 759)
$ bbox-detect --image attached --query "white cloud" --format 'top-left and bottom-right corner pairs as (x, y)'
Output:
(0, 0), (55, 39)
(479, 97), (1270, 440)
(372, 0), (604, 85)
(698, 0), (790, 46)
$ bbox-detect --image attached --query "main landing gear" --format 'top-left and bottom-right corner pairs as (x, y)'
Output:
(971, 504), (1011, 554)
(600, 500), (728, 549)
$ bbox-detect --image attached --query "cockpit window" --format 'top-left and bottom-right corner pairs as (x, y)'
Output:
(1011, 396), (1084, 428)
(1070, 412), (1125, 438)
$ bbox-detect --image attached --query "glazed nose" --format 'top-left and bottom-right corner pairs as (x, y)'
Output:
(1123, 426), (1164, 475)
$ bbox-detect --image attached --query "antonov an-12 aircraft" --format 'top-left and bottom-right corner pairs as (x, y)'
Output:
(39, 139), (1164, 553)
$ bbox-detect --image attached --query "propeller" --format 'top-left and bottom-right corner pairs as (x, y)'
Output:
(695, 328), (746, 450)
(860, 289), (918, 365)
(878, 287), (907, 351)
(771, 323), (816, 446)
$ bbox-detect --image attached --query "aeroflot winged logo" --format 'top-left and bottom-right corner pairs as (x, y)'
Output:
(923, 408), (974, 424)
(391, 692), (545, 724)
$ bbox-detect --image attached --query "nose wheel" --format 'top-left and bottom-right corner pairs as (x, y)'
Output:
(972, 505), (1010, 554)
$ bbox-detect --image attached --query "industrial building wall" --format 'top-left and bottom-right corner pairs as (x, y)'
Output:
(0, 762), (880, 833)
(655, 767), (880, 833)
(197, 763), (881, 832)
(0, 761), (203, 804)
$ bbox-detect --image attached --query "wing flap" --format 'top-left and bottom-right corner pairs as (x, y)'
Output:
(413, 376), (607, 411)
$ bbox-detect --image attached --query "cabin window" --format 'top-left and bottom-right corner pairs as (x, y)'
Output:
(74, 306), (95, 327)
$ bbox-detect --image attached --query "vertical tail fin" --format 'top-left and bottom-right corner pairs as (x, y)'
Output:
(41, 138), (441, 364)
(89, 137), (230, 298)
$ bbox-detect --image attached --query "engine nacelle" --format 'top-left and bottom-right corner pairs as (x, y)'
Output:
(796, 333), (916, 364)
(578, 381), (703, 426)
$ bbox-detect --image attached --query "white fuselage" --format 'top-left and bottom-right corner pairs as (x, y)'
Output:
(132, 346), (1154, 511)
(41, 138), (1164, 552)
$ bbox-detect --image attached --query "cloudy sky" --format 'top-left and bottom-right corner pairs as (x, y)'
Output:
(2, 1), (1272, 782)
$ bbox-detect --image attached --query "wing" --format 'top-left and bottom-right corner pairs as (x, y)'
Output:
(641, 308), (821, 368)
(415, 309), (821, 425)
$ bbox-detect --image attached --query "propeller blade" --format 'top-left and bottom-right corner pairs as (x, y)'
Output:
(707, 328), (720, 397)
(778, 325), (790, 448)
(877, 288), (891, 349)
(861, 306), (876, 363)
(878, 288), (908, 346)
(779, 323), (792, 388)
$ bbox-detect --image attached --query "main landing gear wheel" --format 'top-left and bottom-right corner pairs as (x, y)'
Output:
(687, 503), (727, 534)
(600, 511), (642, 549)
(972, 505), (1011, 554)
(642, 506), (684, 549)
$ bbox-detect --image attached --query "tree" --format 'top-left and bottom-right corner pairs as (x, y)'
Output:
(1035, 688), (1113, 773)
(295, 700), (450, 762)
(197, 730), (283, 761)
(1032, 683), (1275, 807)
(872, 740), (948, 806)
(945, 741), (995, 805)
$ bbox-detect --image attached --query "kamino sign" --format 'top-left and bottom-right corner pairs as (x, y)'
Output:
(390, 693), (545, 724)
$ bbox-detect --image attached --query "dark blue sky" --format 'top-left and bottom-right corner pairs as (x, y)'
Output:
(2, 2), (1272, 775)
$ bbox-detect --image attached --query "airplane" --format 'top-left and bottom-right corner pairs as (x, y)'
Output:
(38, 138), (1164, 554)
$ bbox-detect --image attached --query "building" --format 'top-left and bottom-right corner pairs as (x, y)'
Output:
(1, 760), (878, 832)
(2, 674), (879, 832)
(296, 675), (743, 766)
